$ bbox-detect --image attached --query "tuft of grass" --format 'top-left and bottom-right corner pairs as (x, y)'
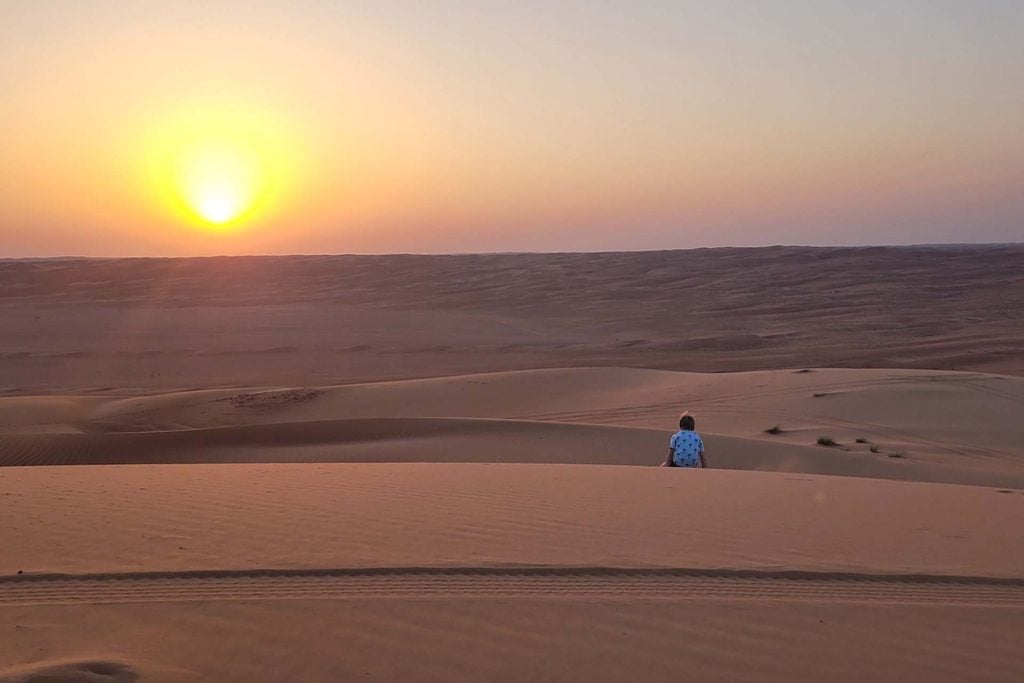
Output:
(888, 452), (905, 459)
(794, 368), (814, 374)
(812, 392), (828, 398)
(764, 425), (783, 435)
(855, 437), (869, 444)
(869, 445), (881, 453)
(817, 436), (837, 447)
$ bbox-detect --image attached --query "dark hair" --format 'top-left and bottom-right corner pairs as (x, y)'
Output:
(679, 414), (695, 430)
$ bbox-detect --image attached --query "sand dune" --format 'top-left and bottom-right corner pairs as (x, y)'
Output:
(1, 464), (1022, 681)
(2, 464), (1022, 578)
(0, 417), (665, 467)
(2, 366), (1022, 487)
(2, 417), (1021, 488)
(3, 600), (1022, 682)
(2, 248), (1023, 680)
(2, 247), (1023, 394)
(0, 660), (141, 683)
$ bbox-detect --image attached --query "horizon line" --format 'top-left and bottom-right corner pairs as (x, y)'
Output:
(2, 242), (1022, 262)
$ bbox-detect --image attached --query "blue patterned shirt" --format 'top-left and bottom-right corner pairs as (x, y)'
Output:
(670, 430), (704, 467)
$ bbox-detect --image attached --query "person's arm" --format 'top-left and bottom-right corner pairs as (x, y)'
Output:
(662, 448), (674, 467)
(699, 450), (707, 468)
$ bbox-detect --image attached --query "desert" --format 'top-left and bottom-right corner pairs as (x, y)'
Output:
(1, 247), (1023, 681)
(6, 2), (1024, 678)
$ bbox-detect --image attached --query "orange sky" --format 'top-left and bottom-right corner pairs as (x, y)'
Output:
(1, 2), (1022, 256)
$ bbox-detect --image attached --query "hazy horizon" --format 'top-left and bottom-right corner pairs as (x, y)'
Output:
(2, 1), (1022, 257)
(3, 242), (1022, 264)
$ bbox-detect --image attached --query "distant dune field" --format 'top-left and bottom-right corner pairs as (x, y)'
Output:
(1, 246), (1022, 394)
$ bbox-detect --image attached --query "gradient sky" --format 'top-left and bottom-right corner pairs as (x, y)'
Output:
(1, 1), (1022, 256)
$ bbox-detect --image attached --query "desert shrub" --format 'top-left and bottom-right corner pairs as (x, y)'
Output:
(764, 425), (783, 435)
(817, 436), (837, 446)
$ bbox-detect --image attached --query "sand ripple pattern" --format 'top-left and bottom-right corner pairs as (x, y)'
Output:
(3, 567), (1023, 607)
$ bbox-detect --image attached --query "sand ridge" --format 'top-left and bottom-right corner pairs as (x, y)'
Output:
(2, 464), (1022, 578)
(2, 366), (1022, 487)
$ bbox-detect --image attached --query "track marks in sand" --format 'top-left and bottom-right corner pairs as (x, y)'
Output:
(2, 567), (1023, 607)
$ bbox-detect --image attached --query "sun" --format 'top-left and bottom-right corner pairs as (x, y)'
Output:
(197, 195), (240, 224)
(175, 139), (261, 226)
(142, 104), (300, 232)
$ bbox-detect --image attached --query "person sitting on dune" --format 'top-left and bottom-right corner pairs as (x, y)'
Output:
(663, 413), (707, 468)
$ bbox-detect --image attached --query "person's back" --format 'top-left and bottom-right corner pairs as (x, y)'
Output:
(665, 413), (706, 468)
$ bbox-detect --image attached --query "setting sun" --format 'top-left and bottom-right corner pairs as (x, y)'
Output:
(176, 139), (261, 226)
(140, 104), (300, 233)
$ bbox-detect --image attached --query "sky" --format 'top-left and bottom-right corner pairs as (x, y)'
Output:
(1, 0), (1022, 256)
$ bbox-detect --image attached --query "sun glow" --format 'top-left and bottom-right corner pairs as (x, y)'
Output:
(176, 139), (261, 226)
(143, 104), (300, 232)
